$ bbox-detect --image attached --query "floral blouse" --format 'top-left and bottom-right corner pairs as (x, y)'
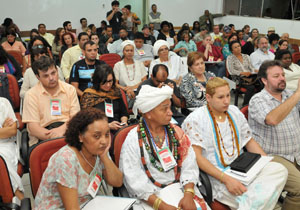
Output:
(179, 71), (215, 108)
(34, 145), (105, 210)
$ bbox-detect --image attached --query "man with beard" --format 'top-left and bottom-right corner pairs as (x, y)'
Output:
(69, 41), (106, 97)
(250, 36), (275, 69)
(109, 26), (129, 56)
(249, 60), (300, 210)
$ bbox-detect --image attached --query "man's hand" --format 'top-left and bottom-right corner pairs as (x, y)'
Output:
(223, 174), (247, 196)
(47, 126), (65, 139)
(2, 118), (14, 127)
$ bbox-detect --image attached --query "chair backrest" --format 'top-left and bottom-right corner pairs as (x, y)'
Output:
(196, 41), (203, 52)
(7, 74), (20, 110)
(7, 50), (23, 66)
(291, 44), (299, 53)
(99, 53), (121, 69)
(114, 124), (137, 167)
(0, 155), (14, 203)
(29, 137), (67, 197)
(240, 105), (249, 120)
(292, 52), (300, 64)
(119, 89), (133, 115)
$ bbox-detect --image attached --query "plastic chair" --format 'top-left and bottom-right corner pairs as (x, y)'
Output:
(291, 44), (299, 53)
(6, 50), (23, 67)
(99, 53), (121, 69)
(29, 137), (67, 197)
(240, 105), (249, 120)
(292, 52), (300, 64)
(0, 155), (31, 210)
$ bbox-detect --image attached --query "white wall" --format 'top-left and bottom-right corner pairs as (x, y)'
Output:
(1, 0), (112, 31)
(214, 15), (300, 39)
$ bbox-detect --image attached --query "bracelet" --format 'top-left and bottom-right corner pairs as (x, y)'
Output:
(220, 172), (225, 183)
(184, 188), (195, 197)
(153, 197), (162, 210)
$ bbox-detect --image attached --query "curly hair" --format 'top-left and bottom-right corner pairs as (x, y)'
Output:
(65, 108), (108, 151)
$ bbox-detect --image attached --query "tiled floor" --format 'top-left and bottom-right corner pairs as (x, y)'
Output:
(21, 90), (283, 209)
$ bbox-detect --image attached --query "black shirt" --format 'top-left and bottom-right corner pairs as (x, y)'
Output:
(106, 10), (123, 34)
(69, 59), (106, 92)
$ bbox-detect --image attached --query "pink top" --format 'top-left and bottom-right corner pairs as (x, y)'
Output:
(1, 41), (26, 56)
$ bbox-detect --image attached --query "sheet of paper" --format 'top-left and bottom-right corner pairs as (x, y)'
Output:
(82, 196), (136, 210)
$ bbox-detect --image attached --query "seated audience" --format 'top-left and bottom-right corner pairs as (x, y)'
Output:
(174, 32), (197, 57)
(69, 41), (105, 97)
(96, 20), (107, 38)
(80, 64), (128, 133)
(109, 27), (129, 56)
(1, 29), (26, 56)
(61, 32), (89, 82)
(268, 33), (280, 54)
(227, 41), (261, 106)
(210, 24), (223, 43)
(198, 34), (226, 78)
(38, 23), (54, 47)
(114, 40), (147, 105)
(137, 64), (185, 125)
(275, 49), (300, 91)
(99, 25), (114, 46)
(220, 25), (232, 47)
(157, 21), (177, 49)
(76, 17), (88, 36)
(236, 30), (246, 46)
(250, 36), (275, 70)
(0, 18), (21, 39)
(180, 52), (215, 108)
(281, 32), (294, 53)
(63, 21), (76, 41)
(29, 29), (39, 42)
(277, 39), (289, 51)
(133, 32), (154, 67)
(90, 33), (109, 55)
(142, 24), (156, 46)
(0, 97), (24, 201)
(249, 60), (300, 210)
(22, 56), (80, 147)
(51, 27), (65, 64)
(177, 23), (194, 42)
(60, 32), (76, 57)
(222, 33), (238, 59)
(34, 108), (123, 209)
(149, 40), (185, 85)
(193, 27), (208, 43)
(0, 45), (22, 80)
(120, 85), (210, 210)
(242, 36), (259, 56)
(20, 47), (64, 99)
(87, 24), (97, 35)
(149, 22), (159, 39)
(191, 21), (201, 36)
(182, 77), (288, 210)
(242, 24), (250, 41)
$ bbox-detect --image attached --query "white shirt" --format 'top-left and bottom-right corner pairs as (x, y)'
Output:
(284, 63), (300, 91)
(250, 49), (275, 70)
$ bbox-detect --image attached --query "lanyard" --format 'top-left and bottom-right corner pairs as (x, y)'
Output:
(143, 119), (168, 153)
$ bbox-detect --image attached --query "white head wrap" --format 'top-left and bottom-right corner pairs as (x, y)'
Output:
(153, 40), (170, 56)
(133, 85), (173, 116)
(121, 40), (135, 52)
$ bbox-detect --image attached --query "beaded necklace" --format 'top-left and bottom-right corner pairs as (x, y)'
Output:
(138, 118), (182, 188)
(215, 120), (235, 157)
(207, 104), (240, 167)
(124, 60), (136, 81)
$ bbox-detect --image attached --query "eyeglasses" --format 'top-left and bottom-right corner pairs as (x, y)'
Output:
(32, 45), (44, 50)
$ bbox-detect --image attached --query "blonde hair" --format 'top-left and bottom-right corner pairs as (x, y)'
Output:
(206, 77), (229, 96)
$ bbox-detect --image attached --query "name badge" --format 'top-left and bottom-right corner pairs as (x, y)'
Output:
(157, 147), (177, 172)
(79, 52), (85, 60)
(208, 56), (214, 62)
(105, 102), (114, 118)
(0, 66), (5, 73)
(50, 99), (61, 116)
(138, 49), (145, 55)
(87, 173), (102, 198)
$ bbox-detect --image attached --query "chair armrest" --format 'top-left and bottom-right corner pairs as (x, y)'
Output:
(21, 129), (29, 169)
(20, 198), (31, 210)
(198, 169), (213, 205)
(117, 185), (130, 197)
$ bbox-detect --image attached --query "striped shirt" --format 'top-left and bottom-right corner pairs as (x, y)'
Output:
(248, 88), (300, 164)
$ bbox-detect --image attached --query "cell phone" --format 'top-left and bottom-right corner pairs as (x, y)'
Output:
(119, 122), (126, 126)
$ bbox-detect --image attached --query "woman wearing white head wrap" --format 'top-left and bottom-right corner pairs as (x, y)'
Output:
(149, 40), (187, 85)
(114, 40), (147, 106)
(119, 85), (210, 210)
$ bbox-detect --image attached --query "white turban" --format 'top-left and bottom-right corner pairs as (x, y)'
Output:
(153, 40), (170, 56)
(133, 85), (173, 116)
(121, 40), (135, 52)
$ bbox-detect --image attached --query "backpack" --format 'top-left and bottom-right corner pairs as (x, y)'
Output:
(0, 73), (13, 108)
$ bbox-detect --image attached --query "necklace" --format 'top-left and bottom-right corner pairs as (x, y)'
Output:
(138, 118), (182, 188)
(215, 119), (235, 157)
(207, 104), (240, 167)
(80, 150), (96, 169)
(124, 61), (135, 81)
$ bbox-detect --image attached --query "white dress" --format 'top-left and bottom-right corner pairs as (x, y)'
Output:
(182, 105), (288, 210)
(0, 97), (23, 193)
(119, 126), (210, 209)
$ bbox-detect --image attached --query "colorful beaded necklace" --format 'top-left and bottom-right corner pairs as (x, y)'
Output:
(207, 104), (240, 167)
(138, 118), (182, 188)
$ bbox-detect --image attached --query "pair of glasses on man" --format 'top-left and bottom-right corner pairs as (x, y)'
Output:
(32, 45), (44, 50)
